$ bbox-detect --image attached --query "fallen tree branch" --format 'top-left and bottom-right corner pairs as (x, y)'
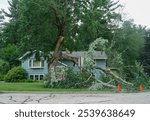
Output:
(59, 52), (133, 88)
(61, 52), (122, 88)
(62, 52), (78, 65)
(95, 66), (134, 86)
(95, 78), (116, 88)
(86, 74), (93, 82)
(107, 79), (115, 84)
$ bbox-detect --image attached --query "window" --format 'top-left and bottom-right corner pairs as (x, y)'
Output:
(29, 75), (44, 80)
(30, 75), (34, 80)
(35, 75), (39, 80)
(33, 60), (41, 67)
(29, 60), (44, 68)
(40, 75), (44, 80)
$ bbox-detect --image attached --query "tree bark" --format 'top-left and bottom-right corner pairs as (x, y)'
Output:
(49, 36), (64, 69)
(62, 52), (78, 66)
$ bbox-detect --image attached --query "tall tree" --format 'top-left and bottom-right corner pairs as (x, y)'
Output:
(111, 20), (145, 81)
(139, 29), (150, 75)
(2, 0), (20, 45)
(114, 20), (145, 65)
(0, 10), (5, 31)
(15, 0), (121, 68)
(0, 10), (5, 48)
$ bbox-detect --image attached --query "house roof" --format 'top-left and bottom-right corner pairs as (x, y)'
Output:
(19, 51), (107, 60)
(19, 50), (43, 60)
(62, 51), (107, 59)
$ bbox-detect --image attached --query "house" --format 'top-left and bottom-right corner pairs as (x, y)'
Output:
(19, 51), (107, 80)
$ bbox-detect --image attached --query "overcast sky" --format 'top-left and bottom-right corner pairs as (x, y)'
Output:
(0, 0), (150, 28)
(119, 0), (150, 28)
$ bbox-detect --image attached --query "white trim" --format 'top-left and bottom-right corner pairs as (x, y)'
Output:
(19, 50), (43, 60)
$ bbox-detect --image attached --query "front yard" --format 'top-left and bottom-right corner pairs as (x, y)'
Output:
(0, 82), (85, 92)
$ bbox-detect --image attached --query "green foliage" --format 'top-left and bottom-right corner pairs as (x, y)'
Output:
(77, 0), (121, 50)
(0, 59), (9, 74)
(115, 21), (145, 65)
(89, 83), (103, 91)
(0, 10), (5, 31)
(89, 37), (108, 52)
(4, 66), (27, 82)
(84, 37), (108, 69)
(0, 44), (20, 67)
(1, 0), (121, 54)
(0, 59), (9, 81)
(139, 29), (150, 75)
(127, 62), (149, 86)
(44, 67), (94, 89)
(1, 0), (21, 46)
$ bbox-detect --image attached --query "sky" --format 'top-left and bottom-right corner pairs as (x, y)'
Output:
(0, 0), (150, 27)
(118, 0), (150, 28)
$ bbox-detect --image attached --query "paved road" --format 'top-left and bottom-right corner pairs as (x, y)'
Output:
(0, 92), (150, 104)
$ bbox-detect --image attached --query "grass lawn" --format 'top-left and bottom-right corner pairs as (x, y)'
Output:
(1, 82), (147, 93)
(0, 82), (86, 92)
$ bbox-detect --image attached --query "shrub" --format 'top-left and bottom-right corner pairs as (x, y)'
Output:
(4, 66), (27, 82)
(0, 74), (5, 81)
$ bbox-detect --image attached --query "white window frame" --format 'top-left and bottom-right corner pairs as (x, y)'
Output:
(29, 74), (44, 80)
(28, 59), (44, 68)
(78, 56), (84, 67)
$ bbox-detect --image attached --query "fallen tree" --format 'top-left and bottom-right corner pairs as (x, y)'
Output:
(45, 36), (134, 89)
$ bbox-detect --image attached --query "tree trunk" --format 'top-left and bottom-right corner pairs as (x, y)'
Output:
(49, 36), (64, 69)
(62, 53), (78, 65)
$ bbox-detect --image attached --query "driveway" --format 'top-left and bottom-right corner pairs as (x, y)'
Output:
(0, 92), (150, 104)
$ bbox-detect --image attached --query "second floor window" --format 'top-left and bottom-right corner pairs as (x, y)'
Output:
(29, 60), (44, 68)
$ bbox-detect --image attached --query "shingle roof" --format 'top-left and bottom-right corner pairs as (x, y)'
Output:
(19, 51), (107, 60)
(66, 51), (107, 59)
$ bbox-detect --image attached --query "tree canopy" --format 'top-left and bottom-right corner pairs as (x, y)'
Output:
(1, 0), (121, 52)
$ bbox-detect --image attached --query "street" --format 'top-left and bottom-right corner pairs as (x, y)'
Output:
(0, 92), (150, 104)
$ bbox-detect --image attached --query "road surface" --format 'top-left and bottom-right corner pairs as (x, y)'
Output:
(0, 92), (150, 104)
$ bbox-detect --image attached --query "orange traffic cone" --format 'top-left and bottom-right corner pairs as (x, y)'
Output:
(117, 84), (121, 92)
(139, 84), (143, 92)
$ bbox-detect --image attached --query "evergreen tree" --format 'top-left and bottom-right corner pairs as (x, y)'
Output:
(0, 10), (5, 31)
(139, 29), (150, 75)
(2, 0), (20, 45)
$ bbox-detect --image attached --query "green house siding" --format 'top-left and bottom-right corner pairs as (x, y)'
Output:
(95, 59), (106, 69)
(91, 59), (106, 79)
(21, 59), (48, 77)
